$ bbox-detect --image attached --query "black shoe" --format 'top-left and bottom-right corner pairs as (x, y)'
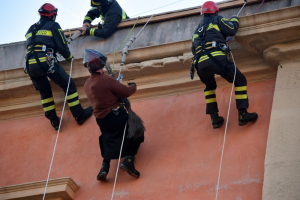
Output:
(238, 110), (258, 126)
(76, 106), (93, 125)
(50, 116), (60, 130)
(120, 156), (140, 178)
(210, 113), (224, 129)
(97, 162), (110, 182)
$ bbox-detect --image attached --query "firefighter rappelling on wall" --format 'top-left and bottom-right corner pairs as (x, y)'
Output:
(190, 1), (258, 129)
(24, 3), (93, 130)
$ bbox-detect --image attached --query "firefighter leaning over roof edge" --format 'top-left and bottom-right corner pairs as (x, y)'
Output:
(24, 3), (93, 130)
(191, 1), (258, 129)
(79, 0), (129, 38)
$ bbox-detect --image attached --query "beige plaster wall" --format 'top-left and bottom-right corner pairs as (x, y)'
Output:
(262, 61), (300, 199)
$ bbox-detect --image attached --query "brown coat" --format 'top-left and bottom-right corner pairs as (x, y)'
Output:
(84, 73), (136, 119)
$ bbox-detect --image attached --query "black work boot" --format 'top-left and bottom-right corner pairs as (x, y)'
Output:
(45, 111), (60, 130)
(76, 106), (93, 125)
(97, 162), (110, 182)
(120, 156), (140, 178)
(238, 109), (258, 126)
(51, 116), (60, 130)
(210, 112), (224, 129)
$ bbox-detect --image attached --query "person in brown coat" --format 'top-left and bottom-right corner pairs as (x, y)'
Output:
(83, 49), (144, 181)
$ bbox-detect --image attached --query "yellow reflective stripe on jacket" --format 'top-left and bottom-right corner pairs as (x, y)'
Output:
(235, 86), (247, 91)
(58, 29), (67, 44)
(67, 92), (78, 100)
(26, 30), (53, 39)
(41, 97), (54, 104)
(122, 10), (126, 20)
(192, 34), (198, 42)
(195, 45), (201, 50)
(207, 23), (220, 31)
(43, 105), (56, 112)
(198, 51), (226, 63)
(84, 16), (93, 22)
(90, 28), (96, 36)
(221, 18), (235, 29)
(68, 100), (80, 107)
(36, 30), (53, 37)
(99, 15), (105, 23)
(230, 18), (239, 23)
(205, 90), (215, 96)
(206, 98), (217, 103)
(235, 94), (248, 99)
(25, 33), (32, 39)
(28, 57), (47, 64)
(66, 54), (73, 60)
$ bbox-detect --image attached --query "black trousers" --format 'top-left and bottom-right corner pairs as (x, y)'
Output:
(196, 57), (249, 114)
(28, 60), (84, 120)
(96, 107), (144, 160)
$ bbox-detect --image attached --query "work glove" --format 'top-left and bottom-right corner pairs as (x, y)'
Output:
(231, 15), (239, 19)
(79, 27), (87, 36)
(127, 82), (136, 86)
(65, 55), (74, 61)
(82, 22), (91, 28)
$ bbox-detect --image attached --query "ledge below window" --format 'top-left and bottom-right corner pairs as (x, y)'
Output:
(0, 177), (79, 200)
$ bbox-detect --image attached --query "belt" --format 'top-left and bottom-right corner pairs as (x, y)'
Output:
(111, 105), (121, 115)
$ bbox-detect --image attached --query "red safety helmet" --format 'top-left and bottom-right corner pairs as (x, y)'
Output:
(38, 3), (58, 17)
(83, 49), (107, 73)
(201, 1), (219, 15)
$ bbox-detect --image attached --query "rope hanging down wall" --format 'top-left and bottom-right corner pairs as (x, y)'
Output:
(110, 14), (154, 200)
(215, 0), (265, 199)
(42, 58), (74, 200)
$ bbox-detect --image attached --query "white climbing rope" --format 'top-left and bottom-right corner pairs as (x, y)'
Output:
(215, 51), (237, 200)
(111, 122), (127, 200)
(42, 58), (74, 200)
(117, 14), (155, 81)
(136, 14), (154, 38)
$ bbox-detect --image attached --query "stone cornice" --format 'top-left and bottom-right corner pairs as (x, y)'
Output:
(0, 177), (79, 200)
(0, 47), (277, 122)
(263, 40), (300, 68)
(236, 6), (300, 54)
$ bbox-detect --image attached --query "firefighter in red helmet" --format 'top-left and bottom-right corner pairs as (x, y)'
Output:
(24, 3), (93, 130)
(191, 1), (258, 128)
(79, 0), (129, 39)
(83, 49), (144, 181)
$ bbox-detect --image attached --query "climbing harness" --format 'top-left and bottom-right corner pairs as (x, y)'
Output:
(25, 20), (49, 75)
(45, 48), (56, 74)
(42, 58), (74, 200)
